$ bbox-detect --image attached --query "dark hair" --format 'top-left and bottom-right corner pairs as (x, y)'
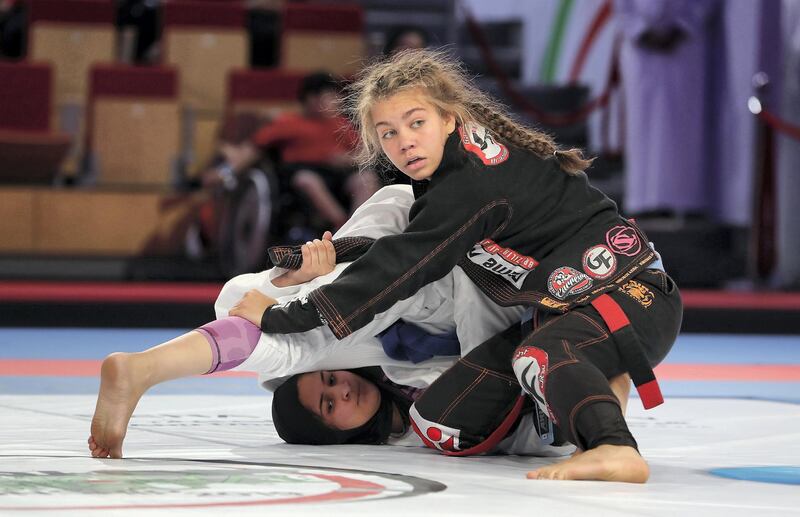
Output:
(271, 369), (396, 445)
(298, 71), (340, 103)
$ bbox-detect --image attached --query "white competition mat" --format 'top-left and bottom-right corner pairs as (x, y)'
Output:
(1, 394), (799, 516)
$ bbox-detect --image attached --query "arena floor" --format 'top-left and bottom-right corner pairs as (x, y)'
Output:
(1, 329), (799, 516)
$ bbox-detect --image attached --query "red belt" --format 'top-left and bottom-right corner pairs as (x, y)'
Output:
(591, 294), (664, 409)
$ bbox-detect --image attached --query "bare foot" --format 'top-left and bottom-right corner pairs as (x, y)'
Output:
(88, 353), (149, 459)
(527, 445), (649, 483)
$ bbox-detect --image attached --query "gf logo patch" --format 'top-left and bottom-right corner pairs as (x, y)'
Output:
(582, 244), (617, 279)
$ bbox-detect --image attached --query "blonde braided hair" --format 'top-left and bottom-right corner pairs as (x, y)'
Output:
(343, 48), (593, 176)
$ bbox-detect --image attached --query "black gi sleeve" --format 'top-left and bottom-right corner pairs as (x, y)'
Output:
(267, 237), (376, 269)
(261, 173), (512, 338)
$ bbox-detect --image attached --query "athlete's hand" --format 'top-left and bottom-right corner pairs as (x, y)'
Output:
(273, 231), (336, 287)
(229, 289), (278, 326)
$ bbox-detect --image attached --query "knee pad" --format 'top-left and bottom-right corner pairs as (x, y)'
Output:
(512, 346), (555, 423)
(196, 316), (262, 373)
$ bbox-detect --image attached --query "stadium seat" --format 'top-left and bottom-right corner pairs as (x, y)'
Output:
(280, 3), (365, 75)
(162, 0), (249, 176)
(88, 65), (181, 187)
(227, 68), (304, 119)
(0, 61), (70, 184)
(27, 0), (116, 175)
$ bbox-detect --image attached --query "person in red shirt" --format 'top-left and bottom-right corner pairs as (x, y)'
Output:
(207, 72), (379, 231)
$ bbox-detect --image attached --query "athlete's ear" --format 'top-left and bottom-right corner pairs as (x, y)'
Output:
(444, 111), (456, 134)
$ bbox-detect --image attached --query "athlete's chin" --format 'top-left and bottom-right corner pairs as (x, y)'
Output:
(402, 168), (434, 181)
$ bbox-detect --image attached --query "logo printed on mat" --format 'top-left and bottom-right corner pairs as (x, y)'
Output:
(547, 266), (593, 300)
(0, 458), (445, 509)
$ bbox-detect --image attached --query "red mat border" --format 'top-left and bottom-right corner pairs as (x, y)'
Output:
(2, 282), (800, 310)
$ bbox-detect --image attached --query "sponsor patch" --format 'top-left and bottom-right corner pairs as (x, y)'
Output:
(409, 405), (461, 452)
(458, 122), (509, 165)
(582, 244), (617, 279)
(539, 296), (569, 311)
(467, 239), (537, 289)
(512, 346), (555, 423)
(547, 266), (593, 300)
(620, 279), (654, 308)
(606, 225), (642, 257)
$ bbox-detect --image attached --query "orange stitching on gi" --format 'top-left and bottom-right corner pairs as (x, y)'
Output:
(440, 369), (488, 422)
(550, 339), (578, 373)
(568, 394), (619, 448)
(461, 358), (517, 383)
(338, 199), (512, 332)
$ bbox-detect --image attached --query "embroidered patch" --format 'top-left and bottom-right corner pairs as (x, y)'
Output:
(582, 244), (617, 279)
(606, 225), (642, 257)
(409, 405), (461, 452)
(620, 279), (654, 308)
(512, 346), (555, 423)
(458, 122), (509, 165)
(466, 239), (537, 289)
(547, 266), (593, 300)
(539, 296), (569, 311)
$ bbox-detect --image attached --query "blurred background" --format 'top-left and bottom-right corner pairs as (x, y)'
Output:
(1, 0), (798, 331)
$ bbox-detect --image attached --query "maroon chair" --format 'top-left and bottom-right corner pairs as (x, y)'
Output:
(87, 64), (181, 187)
(0, 61), (70, 184)
(280, 3), (365, 75)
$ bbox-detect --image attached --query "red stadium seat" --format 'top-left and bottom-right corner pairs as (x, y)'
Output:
(87, 65), (181, 187)
(27, 0), (116, 175)
(281, 3), (365, 75)
(227, 68), (305, 118)
(0, 61), (70, 184)
(162, 1), (249, 176)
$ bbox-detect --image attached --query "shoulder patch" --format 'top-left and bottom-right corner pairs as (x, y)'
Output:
(458, 122), (509, 166)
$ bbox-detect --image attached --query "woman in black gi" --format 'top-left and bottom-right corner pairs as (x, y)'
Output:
(230, 49), (682, 483)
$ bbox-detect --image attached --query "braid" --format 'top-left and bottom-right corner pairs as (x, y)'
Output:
(467, 101), (592, 175)
(346, 48), (593, 176)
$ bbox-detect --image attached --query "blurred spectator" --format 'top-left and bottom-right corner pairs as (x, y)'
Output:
(116, 0), (159, 64)
(247, 0), (281, 68)
(204, 71), (379, 232)
(0, 0), (25, 59)
(383, 24), (430, 56)
(615, 0), (721, 218)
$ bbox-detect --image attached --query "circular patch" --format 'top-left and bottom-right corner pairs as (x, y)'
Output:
(582, 244), (617, 279)
(605, 225), (642, 257)
(709, 466), (800, 485)
(0, 457), (446, 511)
(547, 266), (593, 300)
(427, 427), (443, 441)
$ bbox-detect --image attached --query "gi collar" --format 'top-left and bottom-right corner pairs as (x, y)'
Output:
(411, 128), (467, 199)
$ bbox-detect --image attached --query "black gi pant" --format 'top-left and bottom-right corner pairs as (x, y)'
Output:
(410, 269), (682, 454)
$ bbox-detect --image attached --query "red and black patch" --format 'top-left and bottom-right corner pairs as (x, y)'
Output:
(458, 122), (509, 166)
(547, 266), (593, 300)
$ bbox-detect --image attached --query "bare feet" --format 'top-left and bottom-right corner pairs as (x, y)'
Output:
(88, 353), (149, 459)
(527, 444), (649, 483)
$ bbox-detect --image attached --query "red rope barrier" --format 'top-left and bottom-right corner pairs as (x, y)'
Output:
(758, 108), (800, 141)
(568, 0), (613, 84)
(461, 4), (618, 127)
